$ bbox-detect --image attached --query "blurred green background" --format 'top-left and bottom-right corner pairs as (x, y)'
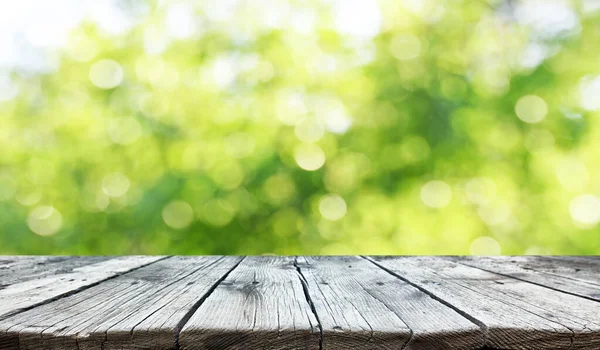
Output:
(1, 0), (599, 255)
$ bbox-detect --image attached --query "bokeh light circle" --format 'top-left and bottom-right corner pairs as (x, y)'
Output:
(420, 181), (452, 208)
(569, 194), (600, 225)
(469, 236), (501, 255)
(27, 206), (63, 236)
(162, 200), (194, 229)
(294, 144), (326, 171)
(102, 173), (130, 197)
(515, 95), (547, 123)
(319, 194), (347, 221)
(89, 59), (124, 89)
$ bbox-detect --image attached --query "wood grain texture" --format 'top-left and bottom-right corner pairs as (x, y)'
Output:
(179, 256), (321, 350)
(0, 256), (107, 289)
(531, 256), (600, 285)
(452, 256), (600, 302)
(0, 256), (163, 319)
(0, 256), (240, 350)
(369, 256), (600, 350)
(1, 256), (600, 350)
(297, 256), (483, 350)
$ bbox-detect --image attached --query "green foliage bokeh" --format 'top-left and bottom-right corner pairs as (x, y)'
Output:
(1, 0), (600, 255)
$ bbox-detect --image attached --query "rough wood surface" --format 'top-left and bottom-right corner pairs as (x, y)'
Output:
(179, 256), (321, 350)
(369, 256), (600, 350)
(0, 256), (164, 319)
(0, 256), (107, 288)
(0, 256), (240, 350)
(453, 256), (600, 302)
(0, 256), (599, 350)
(297, 256), (483, 350)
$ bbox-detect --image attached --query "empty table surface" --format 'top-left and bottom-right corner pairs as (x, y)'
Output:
(0, 256), (599, 349)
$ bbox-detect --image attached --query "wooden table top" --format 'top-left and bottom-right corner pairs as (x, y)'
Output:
(0, 256), (599, 350)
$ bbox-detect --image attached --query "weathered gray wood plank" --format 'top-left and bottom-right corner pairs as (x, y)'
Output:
(546, 256), (600, 264)
(297, 256), (483, 350)
(179, 256), (320, 350)
(0, 256), (241, 350)
(0, 256), (107, 289)
(452, 256), (600, 302)
(369, 256), (600, 350)
(1, 256), (599, 350)
(532, 256), (600, 285)
(0, 256), (164, 320)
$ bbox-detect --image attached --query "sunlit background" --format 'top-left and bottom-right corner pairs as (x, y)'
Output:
(1, 0), (600, 255)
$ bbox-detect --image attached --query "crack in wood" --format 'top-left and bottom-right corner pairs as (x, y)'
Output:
(293, 257), (324, 350)
(2, 256), (600, 349)
(173, 257), (246, 350)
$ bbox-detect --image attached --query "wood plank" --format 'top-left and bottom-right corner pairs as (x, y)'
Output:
(1, 256), (599, 349)
(179, 256), (320, 350)
(297, 256), (483, 350)
(0, 256), (164, 319)
(0, 256), (241, 350)
(0, 256), (107, 289)
(369, 256), (600, 350)
(452, 256), (600, 302)
(546, 256), (600, 264)
(533, 256), (600, 285)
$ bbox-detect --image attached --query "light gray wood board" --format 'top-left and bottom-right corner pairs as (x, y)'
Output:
(531, 256), (600, 285)
(0, 256), (241, 350)
(297, 256), (483, 350)
(368, 256), (600, 350)
(0, 256), (107, 289)
(452, 256), (600, 302)
(0, 256), (164, 320)
(179, 256), (321, 350)
(545, 256), (600, 264)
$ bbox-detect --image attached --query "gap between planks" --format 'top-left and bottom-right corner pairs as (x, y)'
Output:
(451, 256), (600, 303)
(173, 257), (246, 349)
(5, 256), (597, 349)
(363, 256), (490, 346)
(366, 256), (561, 349)
(0, 256), (171, 321)
(367, 256), (600, 349)
(1, 256), (487, 350)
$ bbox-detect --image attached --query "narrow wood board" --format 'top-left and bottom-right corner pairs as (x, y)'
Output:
(369, 256), (600, 349)
(1, 256), (599, 350)
(0, 256), (241, 350)
(0, 256), (107, 289)
(0, 256), (164, 319)
(452, 256), (600, 302)
(546, 256), (600, 263)
(297, 256), (483, 350)
(179, 256), (321, 350)
(531, 256), (600, 285)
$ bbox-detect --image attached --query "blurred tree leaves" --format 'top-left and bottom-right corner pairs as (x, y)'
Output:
(1, 0), (600, 255)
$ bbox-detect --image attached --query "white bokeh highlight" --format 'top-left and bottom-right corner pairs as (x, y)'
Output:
(319, 194), (347, 221)
(295, 144), (325, 171)
(101, 172), (130, 198)
(162, 200), (194, 229)
(470, 236), (502, 255)
(569, 194), (600, 225)
(27, 205), (63, 236)
(515, 95), (547, 124)
(420, 180), (452, 208)
(89, 59), (123, 89)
